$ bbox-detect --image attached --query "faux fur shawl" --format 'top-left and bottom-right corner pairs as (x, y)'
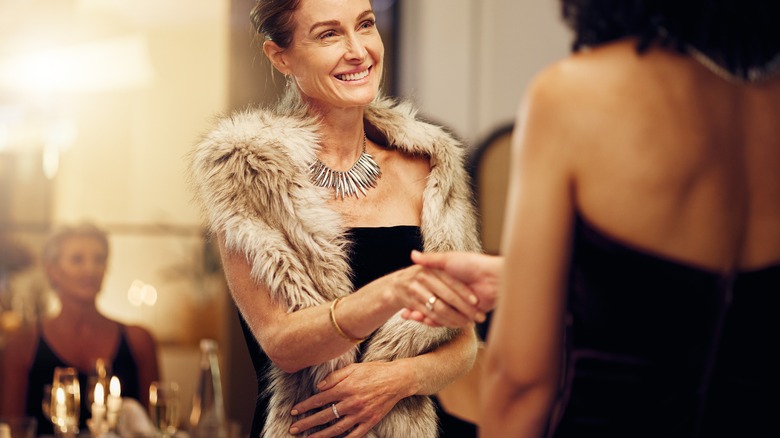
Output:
(189, 95), (481, 437)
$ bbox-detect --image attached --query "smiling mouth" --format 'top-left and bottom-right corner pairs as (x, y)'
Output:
(336, 67), (370, 81)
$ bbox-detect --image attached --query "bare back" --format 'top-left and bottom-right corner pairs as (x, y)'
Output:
(564, 40), (780, 271)
(484, 38), (780, 438)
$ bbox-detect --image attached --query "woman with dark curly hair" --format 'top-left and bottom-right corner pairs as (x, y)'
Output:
(415, 0), (780, 437)
(477, 0), (780, 436)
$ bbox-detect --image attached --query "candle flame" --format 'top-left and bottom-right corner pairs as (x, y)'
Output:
(56, 386), (65, 404)
(109, 376), (121, 397)
(95, 382), (105, 405)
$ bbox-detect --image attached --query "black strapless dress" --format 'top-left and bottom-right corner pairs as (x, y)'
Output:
(240, 226), (476, 437)
(550, 214), (780, 438)
(25, 326), (141, 436)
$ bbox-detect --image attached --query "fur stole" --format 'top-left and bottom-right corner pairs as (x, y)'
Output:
(189, 94), (481, 437)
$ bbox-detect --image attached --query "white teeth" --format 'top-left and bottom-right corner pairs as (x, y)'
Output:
(338, 69), (369, 81)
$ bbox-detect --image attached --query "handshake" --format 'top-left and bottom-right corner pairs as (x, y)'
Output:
(401, 250), (503, 328)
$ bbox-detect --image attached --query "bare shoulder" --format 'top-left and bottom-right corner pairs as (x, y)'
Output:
(526, 40), (650, 114)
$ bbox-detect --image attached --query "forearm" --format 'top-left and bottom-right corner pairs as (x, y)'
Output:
(221, 237), (406, 372)
(239, 268), (419, 372)
(393, 326), (478, 397)
(480, 373), (557, 438)
(259, 291), (398, 372)
(222, 236), (476, 372)
(480, 327), (560, 437)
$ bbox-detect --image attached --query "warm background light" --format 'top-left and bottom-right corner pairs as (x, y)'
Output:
(0, 35), (155, 93)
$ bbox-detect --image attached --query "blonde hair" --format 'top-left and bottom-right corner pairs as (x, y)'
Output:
(42, 223), (109, 266)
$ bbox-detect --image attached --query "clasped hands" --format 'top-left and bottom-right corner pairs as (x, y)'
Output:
(401, 250), (500, 327)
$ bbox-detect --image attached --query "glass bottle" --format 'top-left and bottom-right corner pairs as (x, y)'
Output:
(189, 338), (226, 438)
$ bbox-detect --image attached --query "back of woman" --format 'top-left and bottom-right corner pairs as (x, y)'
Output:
(481, 1), (780, 436)
(553, 41), (780, 438)
(570, 42), (780, 272)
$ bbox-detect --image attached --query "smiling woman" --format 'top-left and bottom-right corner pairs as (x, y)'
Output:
(261, 0), (385, 111)
(189, 0), (483, 437)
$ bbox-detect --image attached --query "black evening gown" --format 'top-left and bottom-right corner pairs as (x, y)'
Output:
(549, 213), (780, 438)
(239, 226), (477, 437)
(25, 326), (141, 436)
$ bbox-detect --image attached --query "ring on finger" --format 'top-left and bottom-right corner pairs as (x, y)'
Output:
(331, 403), (340, 419)
(425, 295), (438, 311)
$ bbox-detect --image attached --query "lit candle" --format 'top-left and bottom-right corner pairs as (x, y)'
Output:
(109, 376), (121, 404)
(92, 382), (106, 421)
(106, 376), (123, 427)
(55, 386), (67, 420)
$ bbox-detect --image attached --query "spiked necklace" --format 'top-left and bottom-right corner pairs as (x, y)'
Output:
(309, 132), (382, 199)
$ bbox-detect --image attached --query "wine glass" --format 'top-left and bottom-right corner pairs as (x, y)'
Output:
(50, 367), (80, 437)
(41, 384), (52, 419)
(149, 381), (180, 437)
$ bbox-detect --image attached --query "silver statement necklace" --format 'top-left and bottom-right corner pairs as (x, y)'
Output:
(309, 132), (382, 199)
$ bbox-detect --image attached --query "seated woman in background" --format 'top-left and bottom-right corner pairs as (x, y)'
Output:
(0, 223), (160, 435)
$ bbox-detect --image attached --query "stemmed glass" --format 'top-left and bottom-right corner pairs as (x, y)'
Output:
(41, 384), (52, 419)
(149, 381), (180, 437)
(50, 367), (80, 437)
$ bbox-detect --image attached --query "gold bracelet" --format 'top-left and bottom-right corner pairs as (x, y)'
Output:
(329, 297), (366, 344)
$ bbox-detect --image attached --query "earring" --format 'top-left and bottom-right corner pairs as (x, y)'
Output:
(285, 74), (291, 89)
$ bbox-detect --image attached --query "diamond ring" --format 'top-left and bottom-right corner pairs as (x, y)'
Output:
(425, 295), (438, 311)
(332, 403), (340, 419)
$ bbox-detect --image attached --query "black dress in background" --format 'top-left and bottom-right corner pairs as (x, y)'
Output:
(550, 213), (780, 438)
(25, 326), (141, 436)
(240, 226), (477, 437)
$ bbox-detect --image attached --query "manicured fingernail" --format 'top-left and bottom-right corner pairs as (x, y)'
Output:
(469, 295), (479, 305)
(289, 426), (299, 434)
(290, 409), (299, 415)
(476, 312), (486, 323)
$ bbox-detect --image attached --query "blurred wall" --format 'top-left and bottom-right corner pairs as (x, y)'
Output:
(399, 0), (571, 144)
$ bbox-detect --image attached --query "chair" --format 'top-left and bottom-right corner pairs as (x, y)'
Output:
(467, 123), (515, 256)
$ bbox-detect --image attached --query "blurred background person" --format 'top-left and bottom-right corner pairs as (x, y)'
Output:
(0, 223), (160, 435)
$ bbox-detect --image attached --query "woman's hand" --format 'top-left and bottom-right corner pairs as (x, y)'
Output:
(389, 264), (484, 328)
(289, 361), (412, 437)
(402, 251), (503, 326)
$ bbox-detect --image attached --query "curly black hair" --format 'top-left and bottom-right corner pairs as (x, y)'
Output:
(560, 0), (780, 79)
